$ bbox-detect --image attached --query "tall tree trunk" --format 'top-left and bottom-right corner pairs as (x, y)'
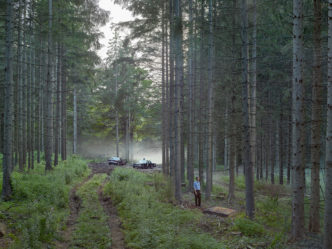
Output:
(270, 106), (275, 184)
(187, 0), (194, 191)
(198, 0), (205, 185)
(73, 86), (77, 154)
(162, 4), (166, 174)
(174, 0), (183, 202)
(206, 0), (214, 200)
(36, 39), (42, 164)
(241, 0), (255, 219)
(18, 0), (24, 171)
(61, 45), (67, 160)
(250, 0), (257, 186)
(279, 110), (284, 185)
(125, 109), (130, 161)
(229, 0), (237, 200)
(31, 33), (35, 170)
(115, 66), (119, 157)
(291, 0), (305, 239)
(22, 1), (27, 170)
(309, 0), (322, 233)
(54, 44), (61, 166)
(169, 0), (175, 179)
(45, 0), (53, 170)
(274, 120), (278, 184)
(179, 0), (185, 186)
(260, 119), (263, 179)
(287, 112), (291, 184)
(2, 0), (14, 200)
(165, 16), (170, 176)
(228, 93), (236, 203)
(265, 118), (270, 181)
(27, 22), (32, 170)
(324, 1), (332, 248)
(224, 103), (229, 170)
(279, 110), (285, 185)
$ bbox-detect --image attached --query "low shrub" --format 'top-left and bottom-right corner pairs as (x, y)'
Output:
(104, 168), (226, 249)
(232, 217), (265, 237)
(0, 156), (90, 249)
(235, 176), (246, 190)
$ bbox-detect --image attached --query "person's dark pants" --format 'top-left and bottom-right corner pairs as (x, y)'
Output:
(194, 190), (201, 207)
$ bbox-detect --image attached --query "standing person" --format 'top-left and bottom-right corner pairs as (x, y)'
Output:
(194, 177), (201, 207)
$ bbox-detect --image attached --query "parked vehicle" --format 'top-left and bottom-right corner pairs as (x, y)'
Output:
(108, 157), (127, 166)
(133, 159), (156, 169)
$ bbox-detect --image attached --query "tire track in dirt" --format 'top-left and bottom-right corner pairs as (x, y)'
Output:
(98, 180), (126, 249)
(56, 173), (93, 248)
(92, 162), (126, 249)
(57, 162), (126, 249)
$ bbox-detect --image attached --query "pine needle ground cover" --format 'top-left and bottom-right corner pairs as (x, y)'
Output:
(0, 156), (90, 249)
(104, 168), (225, 249)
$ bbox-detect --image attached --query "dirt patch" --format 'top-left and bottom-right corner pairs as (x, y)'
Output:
(89, 162), (114, 175)
(56, 174), (93, 248)
(98, 181), (126, 249)
(90, 161), (126, 249)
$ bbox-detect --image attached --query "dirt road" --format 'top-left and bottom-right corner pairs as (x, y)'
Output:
(56, 162), (126, 249)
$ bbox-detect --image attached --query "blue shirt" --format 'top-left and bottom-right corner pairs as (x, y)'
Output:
(194, 181), (200, 191)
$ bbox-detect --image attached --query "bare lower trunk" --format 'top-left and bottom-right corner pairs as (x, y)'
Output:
(115, 65), (119, 157)
(291, 0), (305, 239)
(162, 6), (166, 174)
(198, 0), (205, 185)
(228, 93), (236, 203)
(250, 0), (257, 187)
(17, 0), (24, 171)
(165, 19), (170, 176)
(36, 40), (42, 163)
(31, 35), (35, 170)
(309, 0), (322, 233)
(54, 44), (61, 166)
(241, 0), (254, 219)
(174, 0), (183, 202)
(125, 110), (130, 161)
(187, 0), (194, 191)
(287, 113), (291, 184)
(279, 105), (284, 185)
(73, 86), (77, 154)
(3, 0), (14, 200)
(61, 46), (67, 160)
(324, 1), (332, 248)
(45, 0), (53, 170)
(22, 2), (27, 169)
(206, 0), (214, 200)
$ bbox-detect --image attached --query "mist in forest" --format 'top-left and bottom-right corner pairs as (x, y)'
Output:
(78, 139), (162, 164)
(131, 142), (162, 164)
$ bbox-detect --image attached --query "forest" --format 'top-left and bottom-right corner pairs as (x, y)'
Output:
(0, 0), (332, 248)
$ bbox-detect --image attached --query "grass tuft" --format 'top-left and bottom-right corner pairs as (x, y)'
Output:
(0, 156), (90, 249)
(104, 168), (226, 249)
(71, 174), (111, 249)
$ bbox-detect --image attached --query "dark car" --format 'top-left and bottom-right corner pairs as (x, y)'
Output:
(108, 156), (127, 166)
(133, 159), (156, 169)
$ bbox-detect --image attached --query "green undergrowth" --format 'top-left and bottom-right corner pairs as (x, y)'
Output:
(104, 168), (226, 249)
(71, 174), (111, 249)
(0, 156), (90, 249)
